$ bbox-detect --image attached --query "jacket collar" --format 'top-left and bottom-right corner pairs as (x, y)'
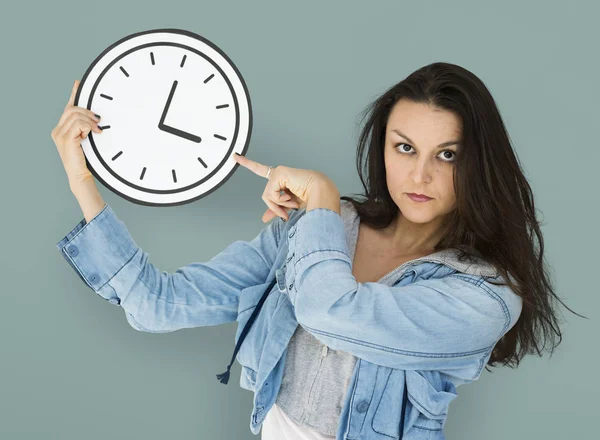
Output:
(340, 200), (499, 279)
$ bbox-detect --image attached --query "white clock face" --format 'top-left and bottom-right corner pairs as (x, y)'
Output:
(75, 28), (252, 206)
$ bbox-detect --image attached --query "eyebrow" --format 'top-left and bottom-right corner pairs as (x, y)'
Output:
(391, 129), (461, 148)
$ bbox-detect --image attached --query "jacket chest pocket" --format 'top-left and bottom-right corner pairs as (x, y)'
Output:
(406, 370), (457, 436)
(371, 369), (457, 439)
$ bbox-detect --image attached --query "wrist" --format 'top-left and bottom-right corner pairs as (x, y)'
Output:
(306, 178), (340, 214)
(68, 171), (94, 191)
(70, 177), (106, 223)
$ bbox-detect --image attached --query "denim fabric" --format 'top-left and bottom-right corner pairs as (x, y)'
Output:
(56, 200), (522, 439)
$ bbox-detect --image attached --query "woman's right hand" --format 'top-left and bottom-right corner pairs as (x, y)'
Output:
(51, 80), (103, 187)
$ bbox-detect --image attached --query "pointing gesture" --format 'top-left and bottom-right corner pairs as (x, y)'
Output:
(231, 153), (326, 223)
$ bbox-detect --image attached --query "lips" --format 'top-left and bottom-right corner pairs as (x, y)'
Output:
(407, 193), (432, 200)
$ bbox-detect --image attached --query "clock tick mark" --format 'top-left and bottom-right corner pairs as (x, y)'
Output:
(216, 104), (229, 109)
(214, 134), (227, 141)
(197, 157), (207, 168)
(172, 169), (177, 183)
(120, 66), (129, 77)
(180, 54), (187, 68)
(100, 94), (113, 101)
(204, 73), (214, 84)
(111, 151), (123, 161)
(150, 52), (155, 65)
(140, 167), (147, 180)
(98, 125), (111, 130)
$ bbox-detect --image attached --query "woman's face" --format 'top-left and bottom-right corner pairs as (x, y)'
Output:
(383, 99), (462, 225)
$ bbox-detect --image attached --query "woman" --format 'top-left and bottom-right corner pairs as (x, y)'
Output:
(51, 62), (578, 440)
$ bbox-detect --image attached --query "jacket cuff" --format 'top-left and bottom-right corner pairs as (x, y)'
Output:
(55, 203), (139, 296)
(284, 208), (352, 305)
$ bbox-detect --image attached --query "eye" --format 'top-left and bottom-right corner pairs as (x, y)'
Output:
(394, 143), (456, 163)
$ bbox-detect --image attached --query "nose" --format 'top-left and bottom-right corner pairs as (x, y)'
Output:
(408, 157), (433, 185)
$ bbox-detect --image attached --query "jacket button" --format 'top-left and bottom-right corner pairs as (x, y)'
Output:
(286, 253), (294, 263)
(288, 283), (293, 290)
(108, 298), (121, 306)
(288, 230), (295, 238)
(356, 401), (369, 413)
(89, 273), (99, 284)
(68, 245), (79, 257)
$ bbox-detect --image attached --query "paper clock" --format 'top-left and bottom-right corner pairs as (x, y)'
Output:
(74, 28), (252, 206)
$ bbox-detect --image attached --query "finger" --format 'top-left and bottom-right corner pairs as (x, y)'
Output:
(233, 153), (271, 179)
(263, 208), (275, 223)
(263, 208), (278, 223)
(267, 187), (293, 219)
(65, 80), (80, 110)
(266, 193), (299, 215)
(263, 205), (295, 223)
(273, 196), (299, 208)
(278, 188), (300, 204)
(279, 199), (300, 209)
(259, 191), (298, 224)
(262, 194), (289, 222)
(263, 207), (289, 223)
(58, 112), (101, 139)
(57, 112), (84, 139)
(61, 119), (91, 144)
(59, 116), (101, 142)
(274, 189), (298, 208)
(58, 106), (100, 132)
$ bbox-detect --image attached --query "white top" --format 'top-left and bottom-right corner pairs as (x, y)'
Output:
(262, 403), (337, 440)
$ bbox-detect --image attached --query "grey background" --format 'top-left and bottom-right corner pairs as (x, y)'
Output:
(1, 0), (597, 438)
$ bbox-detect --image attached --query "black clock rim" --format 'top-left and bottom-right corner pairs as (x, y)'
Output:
(74, 27), (253, 207)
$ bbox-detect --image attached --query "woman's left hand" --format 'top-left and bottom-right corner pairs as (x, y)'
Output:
(231, 153), (328, 223)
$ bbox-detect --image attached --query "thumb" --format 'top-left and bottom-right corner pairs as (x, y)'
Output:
(262, 208), (277, 223)
(66, 80), (80, 109)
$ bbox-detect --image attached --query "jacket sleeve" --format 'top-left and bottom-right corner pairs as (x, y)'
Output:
(283, 207), (522, 375)
(56, 203), (282, 333)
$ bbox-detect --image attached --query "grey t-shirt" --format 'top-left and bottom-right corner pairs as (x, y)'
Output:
(274, 201), (360, 436)
(274, 324), (358, 436)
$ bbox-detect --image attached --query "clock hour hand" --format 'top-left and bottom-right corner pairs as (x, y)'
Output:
(159, 124), (202, 143)
(158, 80), (202, 143)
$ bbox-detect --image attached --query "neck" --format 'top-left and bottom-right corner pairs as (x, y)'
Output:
(381, 211), (447, 256)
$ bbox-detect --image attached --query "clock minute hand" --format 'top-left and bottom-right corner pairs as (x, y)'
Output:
(158, 80), (202, 143)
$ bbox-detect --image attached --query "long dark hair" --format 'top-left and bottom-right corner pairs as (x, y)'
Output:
(340, 61), (586, 369)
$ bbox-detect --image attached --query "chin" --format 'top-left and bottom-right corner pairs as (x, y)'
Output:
(392, 193), (452, 221)
(397, 202), (437, 223)
(402, 211), (438, 224)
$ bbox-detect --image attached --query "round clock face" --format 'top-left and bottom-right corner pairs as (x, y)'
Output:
(75, 28), (252, 206)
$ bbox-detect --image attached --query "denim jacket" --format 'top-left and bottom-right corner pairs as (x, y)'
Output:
(56, 199), (522, 439)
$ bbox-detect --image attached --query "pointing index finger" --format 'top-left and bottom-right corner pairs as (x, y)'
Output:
(233, 153), (271, 179)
